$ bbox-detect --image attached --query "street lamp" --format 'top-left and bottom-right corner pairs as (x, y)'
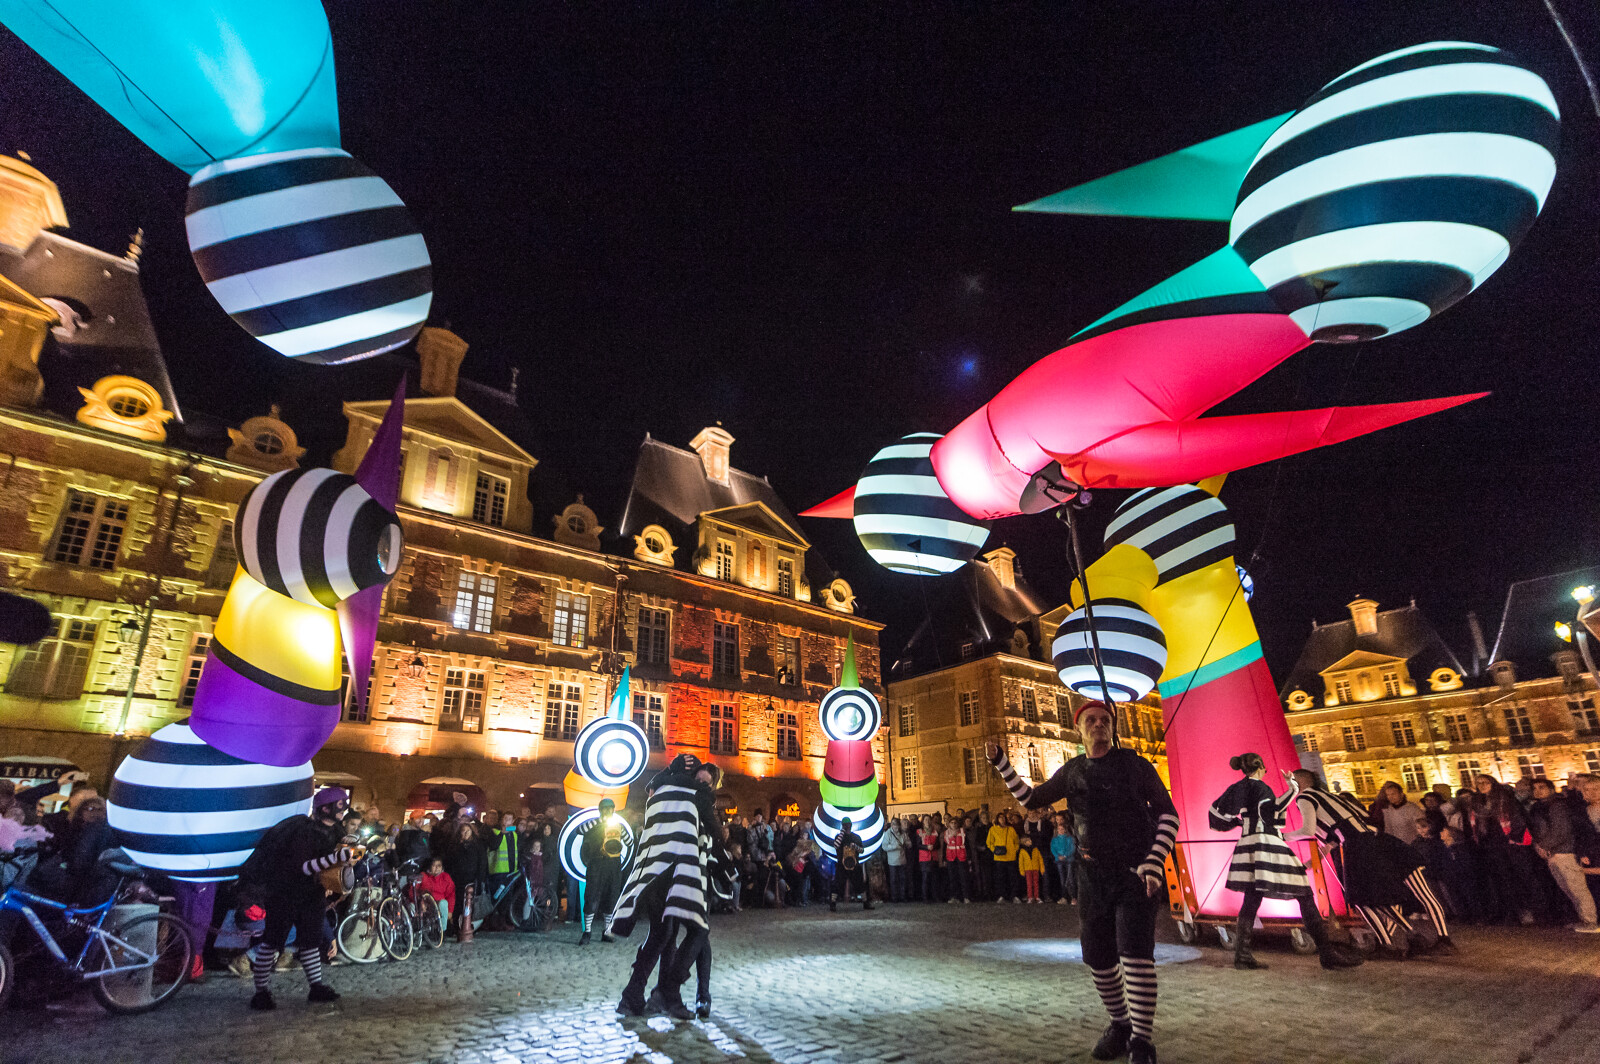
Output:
(1566, 587), (1600, 696)
(403, 652), (426, 679)
(112, 602), (155, 737)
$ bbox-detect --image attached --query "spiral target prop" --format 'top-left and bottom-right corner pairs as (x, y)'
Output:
(818, 685), (881, 743)
(559, 805), (636, 882)
(573, 716), (650, 788)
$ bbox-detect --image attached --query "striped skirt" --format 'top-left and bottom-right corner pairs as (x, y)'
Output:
(1226, 832), (1313, 899)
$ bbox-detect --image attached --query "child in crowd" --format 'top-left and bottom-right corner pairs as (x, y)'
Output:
(420, 857), (455, 926)
(1017, 834), (1045, 903)
(1050, 814), (1076, 905)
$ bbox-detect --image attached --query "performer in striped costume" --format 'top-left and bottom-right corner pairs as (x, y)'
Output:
(612, 754), (724, 1020)
(1208, 753), (1362, 970)
(989, 701), (1177, 1064)
(1286, 770), (1454, 958)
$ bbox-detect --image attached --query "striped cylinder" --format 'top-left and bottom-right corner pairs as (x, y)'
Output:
(573, 716), (650, 789)
(106, 721), (313, 882)
(853, 433), (991, 575)
(236, 468), (402, 608)
(1104, 485), (1235, 585)
(558, 806), (636, 882)
(1051, 598), (1167, 703)
(819, 739), (880, 808)
(818, 685), (881, 743)
(811, 801), (884, 860)
(186, 147), (433, 365)
(1230, 42), (1559, 342)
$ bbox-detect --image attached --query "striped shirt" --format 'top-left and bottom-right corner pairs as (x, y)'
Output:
(1288, 788), (1376, 846)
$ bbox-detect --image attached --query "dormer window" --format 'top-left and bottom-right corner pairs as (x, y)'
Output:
(473, 472), (508, 527)
(777, 558), (794, 598)
(253, 430), (284, 455)
(109, 392), (148, 418)
(75, 375), (171, 442)
(716, 540), (734, 581)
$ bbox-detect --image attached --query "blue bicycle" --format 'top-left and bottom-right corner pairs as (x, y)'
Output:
(0, 851), (193, 1014)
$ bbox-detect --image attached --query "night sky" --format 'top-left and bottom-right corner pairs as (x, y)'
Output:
(3, 2), (1599, 676)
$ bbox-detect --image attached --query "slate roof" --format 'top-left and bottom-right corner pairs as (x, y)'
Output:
(1488, 566), (1600, 679)
(615, 434), (838, 592)
(0, 232), (180, 422)
(889, 550), (1050, 679)
(1278, 603), (1467, 700)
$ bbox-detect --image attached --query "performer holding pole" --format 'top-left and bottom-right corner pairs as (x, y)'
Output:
(1285, 769), (1456, 959)
(988, 701), (1177, 1064)
(1208, 753), (1362, 970)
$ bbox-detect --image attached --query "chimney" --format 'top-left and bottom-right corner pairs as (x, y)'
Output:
(1466, 611), (1490, 673)
(417, 327), (468, 398)
(983, 546), (1018, 591)
(690, 424), (734, 486)
(1347, 597), (1379, 637)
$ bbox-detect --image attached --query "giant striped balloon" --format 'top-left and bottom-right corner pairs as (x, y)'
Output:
(1051, 599), (1167, 703)
(573, 716), (650, 789)
(1104, 485), (1235, 585)
(236, 468), (402, 608)
(853, 433), (991, 575)
(1230, 42), (1559, 343)
(811, 801), (884, 860)
(186, 147), (433, 365)
(106, 721), (314, 882)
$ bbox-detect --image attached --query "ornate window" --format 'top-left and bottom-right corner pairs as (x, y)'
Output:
(543, 682), (583, 741)
(473, 473), (508, 527)
(1027, 747), (1044, 782)
(1401, 763), (1426, 792)
(1382, 670), (1402, 697)
(1444, 713), (1472, 742)
(1585, 750), (1600, 773)
(1391, 719), (1416, 747)
(339, 653), (377, 724)
(713, 622), (739, 677)
(897, 703), (917, 737)
(710, 703), (738, 755)
(1503, 704), (1534, 742)
(1457, 759), (1483, 788)
(1334, 678), (1353, 703)
(632, 692), (666, 750)
(5, 617), (97, 699)
(206, 521), (238, 588)
(552, 590), (589, 648)
(962, 747), (977, 785)
(715, 540), (735, 582)
(177, 634), (210, 708)
(1020, 687), (1038, 724)
(1567, 698), (1599, 734)
(1351, 767), (1375, 794)
(777, 558), (794, 598)
(1342, 724), (1366, 752)
(452, 572), (496, 633)
(50, 491), (128, 570)
(439, 669), (485, 733)
(776, 636), (800, 686)
(959, 690), (979, 727)
(637, 607), (670, 665)
(900, 755), (918, 790)
(776, 710), (801, 759)
(1516, 753), (1545, 779)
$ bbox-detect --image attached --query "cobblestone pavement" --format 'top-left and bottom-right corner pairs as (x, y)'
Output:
(4, 901), (1598, 1064)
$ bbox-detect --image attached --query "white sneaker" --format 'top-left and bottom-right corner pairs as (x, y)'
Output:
(947, 898), (956, 904)
(1575, 923), (1600, 934)
(1057, 898), (1068, 905)
(962, 898), (971, 904)
(1013, 897), (1023, 903)
(997, 897), (1007, 904)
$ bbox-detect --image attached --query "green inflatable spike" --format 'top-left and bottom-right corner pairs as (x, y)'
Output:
(840, 632), (860, 689)
(1013, 113), (1293, 221)
(820, 777), (881, 808)
(1071, 246), (1269, 339)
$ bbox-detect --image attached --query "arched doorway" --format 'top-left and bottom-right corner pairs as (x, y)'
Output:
(519, 785), (566, 818)
(405, 776), (487, 821)
(769, 792), (801, 823)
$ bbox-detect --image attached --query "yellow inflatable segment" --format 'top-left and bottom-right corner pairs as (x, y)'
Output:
(563, 768), (628, 810)
(213, 567), (343, 692)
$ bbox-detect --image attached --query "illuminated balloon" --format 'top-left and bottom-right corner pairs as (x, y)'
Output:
(1104, 485), (1235, 584)
(573, 716), (650, 789)
(1052, 599), (1167, 703)
(236, 467), (402, 608)
(559, 805), (635, 882)
(186, 148), (433, 364)
(106, 721), (313, 882)
(819, 739), (880, 808)
(818, 685), (881, 743)
(811, 801), (884, 860)
(852, 433), (990, 574)
(1230, 42), (1559, 342)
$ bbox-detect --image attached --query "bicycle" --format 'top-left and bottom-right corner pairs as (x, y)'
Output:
(0, 851), (193, 1014)
(483, 866), (553, 933)
(335, 864), (411, 963)
(395, 859), (445, 950)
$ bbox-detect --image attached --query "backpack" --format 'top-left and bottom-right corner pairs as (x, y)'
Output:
(237, 814), (310, 891)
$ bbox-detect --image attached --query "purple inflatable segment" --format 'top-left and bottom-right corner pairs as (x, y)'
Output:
(187, 650), (340, 768)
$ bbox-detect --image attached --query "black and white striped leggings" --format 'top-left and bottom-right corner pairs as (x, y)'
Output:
(1355, 869), (1449, 948)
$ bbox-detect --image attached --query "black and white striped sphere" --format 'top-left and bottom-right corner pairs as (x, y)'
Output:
(573, 716), (650, 788)
(818, 685), (881, 743)
(235, 468), (403, 608)
(811, 801), (885, 860)
(106, 721), (314, 883)
(558, 806), (636, 882)
(853, 433), (991, 575)
(1230, 42), (1559, 342)
(1104, 485), (1235, 585)
(186, 147), (432, 365)
(1051, 598), (1167, 703)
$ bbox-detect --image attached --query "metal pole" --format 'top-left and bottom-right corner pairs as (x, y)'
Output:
(113, 601), (154, 737)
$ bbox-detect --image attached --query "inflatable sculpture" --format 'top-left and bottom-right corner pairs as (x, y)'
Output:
(559, 669), (644, 881)
(811, 637), (886, 862)
(0, 1), (431, 363)
(804, 43), (1559, 927)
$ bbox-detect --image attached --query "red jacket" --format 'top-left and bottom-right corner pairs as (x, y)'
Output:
(420, 870), (455, 905)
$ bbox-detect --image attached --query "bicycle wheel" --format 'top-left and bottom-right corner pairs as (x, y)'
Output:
(505, 879), (536, 931)
(0, 941), (13, 1012)
(416, 898), (445, 949)
(336, 906), (386, 964)
(378, 897), (413, 961)
(91, 913), (193, 1015)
